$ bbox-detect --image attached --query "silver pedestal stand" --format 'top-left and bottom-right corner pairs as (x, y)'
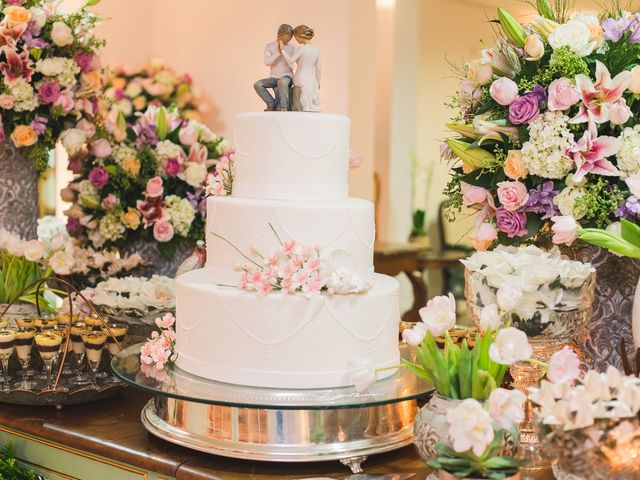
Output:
(112, 344), (433, 473)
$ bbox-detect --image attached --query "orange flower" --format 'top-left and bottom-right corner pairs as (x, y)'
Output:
(10, 125), (37, 147)
(504, 150), (527, 180)
(4, 6), (30, 28)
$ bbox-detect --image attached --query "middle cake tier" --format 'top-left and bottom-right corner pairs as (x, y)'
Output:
(206, 196), (375, 285)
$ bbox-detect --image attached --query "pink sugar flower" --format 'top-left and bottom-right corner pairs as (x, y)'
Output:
(282, 240), (296, 255)
(155, 313), (176, 329)
(256, 279), (272, 296)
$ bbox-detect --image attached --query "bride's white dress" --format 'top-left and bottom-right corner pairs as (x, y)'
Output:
(284, 44), (321, 112)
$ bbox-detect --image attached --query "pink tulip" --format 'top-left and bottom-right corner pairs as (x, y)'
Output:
(489, 77), (519, 106)
(461, 182), (489, 207)
(547, 78), (580, 111)
(551, 215), (579, 245)
(470, 223), (497, 251)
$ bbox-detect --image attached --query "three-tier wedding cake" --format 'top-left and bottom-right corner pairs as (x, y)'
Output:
(175, 112), (401, 389)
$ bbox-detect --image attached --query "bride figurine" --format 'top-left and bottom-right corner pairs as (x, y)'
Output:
(280, 25), (321, 112)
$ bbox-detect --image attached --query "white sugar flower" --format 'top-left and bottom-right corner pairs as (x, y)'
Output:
(496, 283), (523, 312)
(521, 111), (575, 179)
(323, 250), (375, 295)
(489, 327), (532, 365)
(347, 356), (376, 393)
(488, 388), (526, 429)
(447, 399), (495, 456)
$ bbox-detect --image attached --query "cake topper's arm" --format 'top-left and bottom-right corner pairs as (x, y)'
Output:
(315, 55), (322, 89)
(264, 43), (281, 67)
(281, 46), (301, 70)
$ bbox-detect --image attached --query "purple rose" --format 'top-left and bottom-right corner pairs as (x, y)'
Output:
(165, 158), (181, 176)
(75, 52), (95, 73)
(66, 217), (81, 235)
(495, 207), (528, 238)
(508, 95), (540, 125)
(88, 167), (109, 188)
(38, 81), (61, 104)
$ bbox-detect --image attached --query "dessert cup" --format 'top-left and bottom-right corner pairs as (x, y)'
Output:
(101, 323), (128, 383)
(70, 323), (91, 385)
(14, 326), (35, 389)
(81, 331), (107, 387)
(0, 328), (16, 391)
(35, 332), (63, 390)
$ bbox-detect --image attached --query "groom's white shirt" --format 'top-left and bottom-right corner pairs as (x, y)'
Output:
(264, 41), (295, 78)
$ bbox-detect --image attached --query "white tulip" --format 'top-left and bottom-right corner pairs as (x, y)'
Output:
(479, 303), (501, 331)
(489, 327), (532, 365)
(488, 388), (526, 429)
(496, 283), (523, 312)
(418, 293), (457, 337)
(446, 399), (495, 456)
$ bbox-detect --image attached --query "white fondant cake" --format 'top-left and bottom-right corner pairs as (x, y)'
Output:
(175, 112), (401, 389)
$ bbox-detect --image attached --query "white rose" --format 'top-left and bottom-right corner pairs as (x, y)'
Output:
(60, 128), (87, 156)
(488, 388), (526, 430)
(29, 7), (47, 28)
(347, 356), (376, 393)
(548, 20), (595, 57)
(489, 327), (533, 365)
(183, 163), (208, 187)
(446, 399), (495, 457)
(125, 81), (143, 98)
(554, 186), (586, 219)
(36, 58), (64, 77)
(51, 21), (74, 47)
(479, 304), (502, 331)
(23, 239), (45, 262)
(496, 283), (523, 312)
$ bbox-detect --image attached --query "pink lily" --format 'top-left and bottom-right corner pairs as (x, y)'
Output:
(0, 48), (32, 85)
(571, 61), (631, 124)
(0, 23), (27, 49)
(568, 123), (621, 182)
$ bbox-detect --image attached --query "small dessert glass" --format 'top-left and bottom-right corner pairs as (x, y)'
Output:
(15, 317), (35, 329)
(55, 314), (77, 327)
(101, 323), (128, 383)
(0, 318), (8, 329)
(41, 325), (71, 376)
(83, 314), (104, 331)
(34, 332), (62, 390)
(70, 323), (91, 385)
(81, 331), (107, 387)
(33, 315), (58, 331)
(14, 326), (36, 389)
(0, 328), (16, 391)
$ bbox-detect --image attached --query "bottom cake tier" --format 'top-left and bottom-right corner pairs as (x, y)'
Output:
(175, 269), (401, 389)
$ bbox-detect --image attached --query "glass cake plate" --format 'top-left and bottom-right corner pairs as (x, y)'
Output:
(112, 342), (433, 409)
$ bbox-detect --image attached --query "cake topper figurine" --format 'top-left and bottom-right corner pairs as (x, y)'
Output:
(253, 24), (295, 111)
(282, 25), (321, 112)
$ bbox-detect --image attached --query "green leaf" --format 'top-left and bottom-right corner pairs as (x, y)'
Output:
(458, 340), (472, 399)
(401, 360), (430, 381)
(536, 0), (555, 20)
(621, 218), (640, 246)
(579, 228), (640, 258)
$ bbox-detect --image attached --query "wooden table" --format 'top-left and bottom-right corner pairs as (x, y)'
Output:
(374, 240), (465, 322)
(0, 388), (429, 479)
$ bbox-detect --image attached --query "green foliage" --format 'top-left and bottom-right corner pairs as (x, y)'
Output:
(574, 177), (625, 228)
(0, 252), (53, 310)
(411, 209), (426, 236)
(534, 46), (589, 85)
(403, 331), (508, 401)
(0, 442), (38, 480)
(580, 219), (640, 258)
(427, 435), (527, 479)
(593, 35), (640, 76)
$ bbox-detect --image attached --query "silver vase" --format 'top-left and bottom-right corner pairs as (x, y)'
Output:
(565, 245), (640, 371)
(123, 238), (194, 277)
(0, 141), (38, 239)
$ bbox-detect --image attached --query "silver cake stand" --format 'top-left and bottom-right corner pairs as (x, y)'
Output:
(112, 343), (433, 473)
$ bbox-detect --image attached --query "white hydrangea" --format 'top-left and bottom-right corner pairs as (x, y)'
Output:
(521, 112), (576, 179)
(554, 186), (586, 219)
(56, 58), (81, 88)
(165, 195), (195, 237)
(616, 125), (640, 175)
(98, 212), (126, 242)
(9, 79), (38, 112)
(155, 140), (185, 160)
(112, 145), (138, 166)
(76, 180), (97, 196)
(35, 57), (64, 77)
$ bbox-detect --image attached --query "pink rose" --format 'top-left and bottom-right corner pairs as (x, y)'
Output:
(609, 99), (632, 125)
(551, 215), (579, 245)
(100, 193), (118, 210)
(469, 223), (497, 251)
(90, 138), (112, 158)
(497, 181), (529, 211)
(461, 182), (489, 207)
(146, 176), (164, 198)
(54, 90), (75, 112)
(153, 221), (174, 242)
(76, 118), (96, 138)
(178, 121), (198, 146)
(547, 346), (581, 384)
(0, 94), (14, 109)
(489, 77), (518, 106)
(459, 80), (482, 108)
(626, 174), (640, 197)
(547, 78), (580, 111)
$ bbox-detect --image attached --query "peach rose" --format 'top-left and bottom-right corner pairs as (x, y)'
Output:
(120, 208), (141, 230)
(81, 71), (102, 91)
(497, 180), (529, 211)
(111, 77), (126, 90)
(4, 6), (30, 27)
(467, 59), (493, 86)
(132, 96), (147, 111)
(524, 34), (544, 61)
(146, 176), (164, 198)
(123, 157), (141, 176)
(10, 125), (37, 147)
(470, 223), (497, 251)
(504, 150), (527, 180)
(0, 95), (14, 109)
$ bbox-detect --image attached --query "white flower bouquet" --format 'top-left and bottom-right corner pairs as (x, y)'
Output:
(88, 275), (175, 316)
(463, 245), (595, 337)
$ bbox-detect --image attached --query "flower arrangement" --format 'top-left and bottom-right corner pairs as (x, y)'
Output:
(0, 442), (39, 480)
(0, 0), (104, 171)
(205, 150), (234, 196)
(88, 275), (175, 314)
(0, 227), (140, 309)
(443, 0), (640, 249)
(428, 393), (527, 479)
(104, 60), (204, 125)
(64, 105), (228, 257)
(213, 224), (374, 297)
(463, 245), (595, 330)
(140, 312), (176, 370)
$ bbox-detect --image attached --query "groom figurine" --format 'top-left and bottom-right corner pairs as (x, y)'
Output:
(253, 24), (295, 111)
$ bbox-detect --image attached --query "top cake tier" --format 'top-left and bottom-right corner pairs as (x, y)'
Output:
(233, 112), (350, 201)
